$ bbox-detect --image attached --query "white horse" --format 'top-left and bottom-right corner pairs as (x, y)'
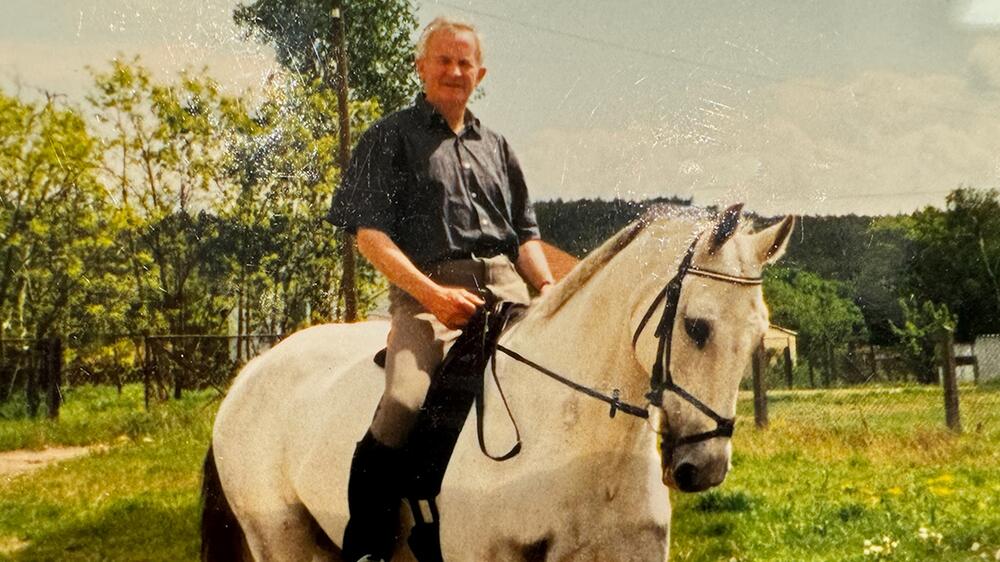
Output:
(202, 204), (794, 561)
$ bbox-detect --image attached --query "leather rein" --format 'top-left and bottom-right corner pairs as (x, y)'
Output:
(488, 234), (763, 457)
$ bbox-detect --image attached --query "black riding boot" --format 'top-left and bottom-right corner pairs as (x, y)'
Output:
(342, 430), (403, 562)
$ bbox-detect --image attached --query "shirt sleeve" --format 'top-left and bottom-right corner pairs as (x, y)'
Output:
(502, 137), (541, 243)
(325, 123), (400, 237)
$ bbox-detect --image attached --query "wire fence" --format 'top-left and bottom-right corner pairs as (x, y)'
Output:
(742, 335), (1000, 437)
(3, 331), (999, 437)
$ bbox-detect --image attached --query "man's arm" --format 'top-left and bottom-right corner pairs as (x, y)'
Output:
(516, 239), (556, 294)
(356, 228), (484, 329)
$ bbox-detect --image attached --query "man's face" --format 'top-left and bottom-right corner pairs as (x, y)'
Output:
(416, 29), (486, 112)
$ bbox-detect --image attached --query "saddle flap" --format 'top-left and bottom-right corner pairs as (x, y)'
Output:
(401, 301), (524, 498)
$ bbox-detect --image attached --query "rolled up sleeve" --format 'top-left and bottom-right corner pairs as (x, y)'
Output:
(326, 124), (399, 237)
(502, 137), (541, 243)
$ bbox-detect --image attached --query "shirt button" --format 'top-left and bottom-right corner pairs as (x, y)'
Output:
(481, 219), (489, 227)
(462, 162), (472, 170)
(471, 192), (478, 199)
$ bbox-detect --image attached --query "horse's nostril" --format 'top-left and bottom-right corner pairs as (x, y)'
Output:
(673, 462), (699, 492)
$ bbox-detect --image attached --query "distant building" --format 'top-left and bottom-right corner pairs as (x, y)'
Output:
(764, 325), (797, 366)
(972, 335), (1000, 382)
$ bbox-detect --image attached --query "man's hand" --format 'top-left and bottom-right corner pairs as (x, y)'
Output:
(421, 286), (485, 330)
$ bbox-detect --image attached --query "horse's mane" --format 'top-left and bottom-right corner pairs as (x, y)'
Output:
(531, 204), (711, 319)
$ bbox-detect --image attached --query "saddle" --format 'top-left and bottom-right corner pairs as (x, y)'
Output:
(372, 300), (524, 562)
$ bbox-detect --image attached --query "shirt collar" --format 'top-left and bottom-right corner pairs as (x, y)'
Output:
(414, 93), (481, 137)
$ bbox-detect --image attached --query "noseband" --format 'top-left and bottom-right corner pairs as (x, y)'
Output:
(631, 236), (761, 447)
(496, 233), (762, 451)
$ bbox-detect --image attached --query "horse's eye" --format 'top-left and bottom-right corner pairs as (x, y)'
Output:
(684, 317), (711, 349)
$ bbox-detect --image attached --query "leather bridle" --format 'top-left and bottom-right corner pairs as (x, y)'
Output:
(494, 233), (763, 452)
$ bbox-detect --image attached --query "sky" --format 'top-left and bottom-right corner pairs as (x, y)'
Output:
(3, 0), (1000, 216)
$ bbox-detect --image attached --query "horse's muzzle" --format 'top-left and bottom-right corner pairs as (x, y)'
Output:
(662, 443), (731, 493)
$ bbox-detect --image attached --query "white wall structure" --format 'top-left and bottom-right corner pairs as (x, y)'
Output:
(972, 335), (1000, 382)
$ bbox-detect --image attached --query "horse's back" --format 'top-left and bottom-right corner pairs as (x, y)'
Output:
(212, 320), (390, 543)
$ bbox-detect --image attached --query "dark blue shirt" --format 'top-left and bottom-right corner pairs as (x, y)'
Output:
(326, 94), (540, 267)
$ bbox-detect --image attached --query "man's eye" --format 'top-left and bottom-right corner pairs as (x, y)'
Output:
(684, 317), (711, 349)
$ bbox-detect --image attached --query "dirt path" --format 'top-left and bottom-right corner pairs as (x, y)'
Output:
(0, 446), (95, 478)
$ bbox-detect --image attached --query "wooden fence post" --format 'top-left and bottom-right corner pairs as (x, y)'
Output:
(143, 336), (152, 411)
(46, 337), (62, 419)
(783, 345), (794, 388)
(27, 339), (43, 417)
(173, 340), (184, 400)
(752, 342), (768, 428)
(940, 329), (962, 433)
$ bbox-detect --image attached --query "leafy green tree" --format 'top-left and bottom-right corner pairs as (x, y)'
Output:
(0, 91), (114, 342)
(853, 217), (914, 345)
(890, 297), (955, 384)
(233, 0), (419, 111)
(764, 267), (868, 386)
(902, 187), (1000, 341)
(88, 58), (241, 336)
(222, 76), (384, 337)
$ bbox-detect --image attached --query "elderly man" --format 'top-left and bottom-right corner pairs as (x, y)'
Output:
(326, 16), (555, 562)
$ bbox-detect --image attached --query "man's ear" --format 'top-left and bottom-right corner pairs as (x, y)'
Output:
(415, 57), (428, 84)
(476, 66), (487, 85)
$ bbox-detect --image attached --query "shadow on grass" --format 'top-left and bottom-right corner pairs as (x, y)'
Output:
(6, 496), (198, 562)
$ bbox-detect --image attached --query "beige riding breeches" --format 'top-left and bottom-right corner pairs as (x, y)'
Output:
(370, 255), (531, 448)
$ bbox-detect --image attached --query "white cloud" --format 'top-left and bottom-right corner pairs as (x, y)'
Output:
(520, 68), (1000, 216)
(968, 37), (1000, 91)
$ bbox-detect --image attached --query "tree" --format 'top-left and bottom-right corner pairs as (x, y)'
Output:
(902, 187), (1000, 341)
(0, 90), (114, 342)
(764, 267), (868, 386)
(233, 0), (419, 112)
(853, 217), (914, 345)
(534, 196), (692, 257)
(88, 58), (241, 336)
(221, 75), (384, 336)
(890, 297), (955, 384)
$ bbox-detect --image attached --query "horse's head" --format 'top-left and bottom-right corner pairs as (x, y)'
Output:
(634, 205), (794, 493)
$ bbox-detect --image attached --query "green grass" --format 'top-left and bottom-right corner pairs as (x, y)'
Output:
(0, 385), (216, 452)
(671, 384), (1000, 561)
(0, 385), (216, 561)
(1, 383), (998, 560)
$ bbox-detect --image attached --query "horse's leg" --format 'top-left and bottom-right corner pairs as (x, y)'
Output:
(239, 502), (335, 562)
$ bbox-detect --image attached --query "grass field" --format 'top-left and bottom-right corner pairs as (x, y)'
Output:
(1, 383), (998, 561)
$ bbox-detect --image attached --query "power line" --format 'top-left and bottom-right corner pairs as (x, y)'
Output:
(692, 186), (957, 200)
(434, 1), (1000, 121)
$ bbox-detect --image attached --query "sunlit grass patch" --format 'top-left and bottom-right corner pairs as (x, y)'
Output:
(673, 385), (1000, 561)
(0, 385), (215, 561)
(0, 384), (218, 451)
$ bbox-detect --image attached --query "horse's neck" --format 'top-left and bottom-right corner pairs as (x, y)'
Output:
(499, 248), (653, 458)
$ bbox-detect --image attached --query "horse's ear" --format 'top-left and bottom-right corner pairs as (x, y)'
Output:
(752, 215), (795, 264)
(710, 203), (744, 252)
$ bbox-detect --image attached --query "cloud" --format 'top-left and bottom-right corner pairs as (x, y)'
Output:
(968, 37), (1000, 91)
(0, 37), (275, 101)
(520, 67), (1000, 216)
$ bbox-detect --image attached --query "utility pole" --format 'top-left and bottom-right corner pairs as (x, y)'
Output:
(331, 1), (357, 321)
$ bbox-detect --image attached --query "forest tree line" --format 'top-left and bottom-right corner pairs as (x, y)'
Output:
(536, 191), (1000, 385)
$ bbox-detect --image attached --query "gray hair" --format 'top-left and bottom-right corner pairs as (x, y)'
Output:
(415, 16), (484, 65)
